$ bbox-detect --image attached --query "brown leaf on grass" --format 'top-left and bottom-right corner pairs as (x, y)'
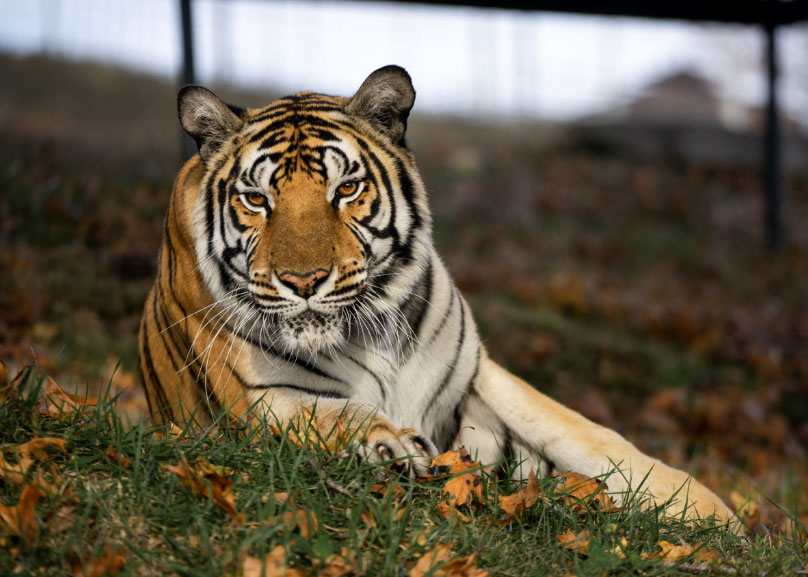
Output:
(262, 491), (292, 505)
(432, 447), (484, 508)
(286, 509), (319, 538)
(431, 446), (477, 474)
(16, 437), (68, 461)
(40, 376), (98, 417)
(607, 536), (629, 559)
(498, 470), (544, 519)
(557, 529), (591, 556)
(0, 362), (24, 404)
(693, 547), (720, 563)
(409, 543), (489, 577)
(31, 470), (61, 498)
(263, 508), (320, 538)
(443, 471), (483, 507)
(553, 472), (621, 514)
(105, 446), (131, 468)
(640, 540), (694, 562)
(369, 481), (405, 499)
(0, 452), (34, 485)
(730, 489), (761, 527)
(359, 508), (377, 530)
(162, 456), (244, 524)
(0, 360), (7, 390)
(316, 552), (355, 577)
(0, 438), (65, 486)
(72, 546), (126, 577)
(153, 422), (184, 440)
(0, 483), (40, 545)
(436, 501), (470, 523)
(240, 545), (306, 577)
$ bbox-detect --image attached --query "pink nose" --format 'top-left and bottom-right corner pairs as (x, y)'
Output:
(277, 269), (329, 298)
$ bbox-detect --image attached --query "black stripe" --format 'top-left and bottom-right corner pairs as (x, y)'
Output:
(423, 294), (467, 419)
(242, 383), (347, 399)
(427, 288), (457, 345)
(344, 353), (387, 403)
(406, 258), (433, 340)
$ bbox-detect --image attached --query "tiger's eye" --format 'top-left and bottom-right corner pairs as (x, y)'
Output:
(337, 181), (359, 196)
(246, 193), (267, 207)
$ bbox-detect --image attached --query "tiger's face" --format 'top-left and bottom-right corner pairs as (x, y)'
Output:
(180, 67), (430, 354)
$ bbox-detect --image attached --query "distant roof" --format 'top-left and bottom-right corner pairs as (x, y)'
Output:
(645, 70), (715, 94)
(376, 1), (808, 26)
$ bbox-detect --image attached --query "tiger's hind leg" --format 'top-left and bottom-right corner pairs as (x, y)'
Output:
(464, 353), (737, 527)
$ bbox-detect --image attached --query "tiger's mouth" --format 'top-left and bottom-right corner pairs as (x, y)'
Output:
(277, 309), (346, 353)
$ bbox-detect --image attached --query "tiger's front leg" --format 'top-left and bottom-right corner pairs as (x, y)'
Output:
(252, 391), (438, 477)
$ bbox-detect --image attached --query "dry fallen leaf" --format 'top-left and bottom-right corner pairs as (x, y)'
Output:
(443, 471), (483, 507)
(557, 529), (591, 556)
(16, 437), (68, 461)
(72, 546), (126, 577)
(433, 447), (484, 508)
(162, 456), (244, 524)
(641, 540), (693, 562)
(316, 552), (355, 577)
(0, 363), (27, 404)
(262, 491), (292, 505)
(40, 376), (98, 417)
(240, 545), (306, 577)
(370, 481), (405, 499)
(153, 422), (185, 440)
(553, 472), (621, 514)
(0, 452), (34, 485)
(436, 501), (470, 523)
(730, 489), (761, 526)
(105, 446), (131, 468)
(0, 360), (9, 401)
(409, 543), (488, 577)
(607, 536), (629, 559)
(288, 509), (318, 538)
(498, 470), (544, 519)
(431, 447), (478, 475)
(0, 483), (40, 545)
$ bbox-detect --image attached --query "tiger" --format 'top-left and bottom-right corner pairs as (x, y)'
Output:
(138, 65), (735, 526)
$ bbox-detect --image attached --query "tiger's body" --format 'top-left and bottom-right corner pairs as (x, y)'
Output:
(139, 66), (734, 524)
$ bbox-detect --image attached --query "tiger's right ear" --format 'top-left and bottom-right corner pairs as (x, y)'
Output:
(178, 86), (244, 162)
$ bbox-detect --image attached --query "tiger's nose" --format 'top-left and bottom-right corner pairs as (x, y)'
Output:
(277, 268), (330, 298)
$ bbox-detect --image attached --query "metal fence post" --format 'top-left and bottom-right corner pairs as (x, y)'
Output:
(764, 22), (783, 252)
(180, 0), (197, 160)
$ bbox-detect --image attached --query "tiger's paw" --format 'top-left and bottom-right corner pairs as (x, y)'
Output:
(358, 423), (438, 478)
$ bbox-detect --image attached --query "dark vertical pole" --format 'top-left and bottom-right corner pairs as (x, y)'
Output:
(764, 23), (783, 252)
(180, 0), (197, 159)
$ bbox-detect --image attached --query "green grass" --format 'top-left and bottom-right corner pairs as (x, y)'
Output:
(2, 367), (806, 577)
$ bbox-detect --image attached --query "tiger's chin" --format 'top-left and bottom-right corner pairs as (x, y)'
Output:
(277, 310), (345, 354)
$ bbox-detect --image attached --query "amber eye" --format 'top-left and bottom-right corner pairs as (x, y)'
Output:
(244, 192), (267, 208)
(336, 181), (359, 197)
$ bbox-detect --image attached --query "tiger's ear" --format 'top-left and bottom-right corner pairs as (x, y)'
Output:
(178, 86), (244, 162)
(346, 65), (415, 145)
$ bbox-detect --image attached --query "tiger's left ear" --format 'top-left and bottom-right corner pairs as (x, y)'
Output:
(346, 65), (415, 146)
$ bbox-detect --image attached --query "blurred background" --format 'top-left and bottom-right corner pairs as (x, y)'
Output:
(1, 0), (807, 532)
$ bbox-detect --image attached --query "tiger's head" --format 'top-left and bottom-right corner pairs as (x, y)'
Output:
(179, 66), (431, 354)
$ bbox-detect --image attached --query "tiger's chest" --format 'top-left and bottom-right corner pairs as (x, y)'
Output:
(238, 317), (478, 445)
